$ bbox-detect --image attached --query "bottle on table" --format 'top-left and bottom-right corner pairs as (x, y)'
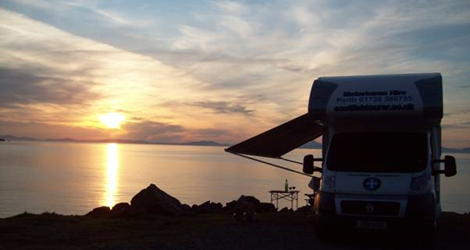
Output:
(285, 179), (288, 192)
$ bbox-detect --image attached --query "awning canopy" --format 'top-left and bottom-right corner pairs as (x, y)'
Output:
(225, 113), (323, 158)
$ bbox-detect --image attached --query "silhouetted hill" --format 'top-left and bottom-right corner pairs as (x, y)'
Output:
(181, 141), (229, 147)
(45, 138), (78, 142)
(2, 134), (469, 153)
(0, 135), (228, 147)
(0, 135), (40, 141)
(300, 140), (322, 149)
(443, 147), (470, 153)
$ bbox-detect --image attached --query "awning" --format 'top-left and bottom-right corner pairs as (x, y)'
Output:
(225, 113), (323, 158)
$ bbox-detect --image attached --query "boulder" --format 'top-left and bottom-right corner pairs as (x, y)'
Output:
(279, 207), (293, 213)
(180, 204), (193, 215)
(193, 201), (223, 214)
(224, 200), (238, 212)
(86, 206), (111, 217)
(237, 195), (260, 205)
(130, 184), (186, 216)
(224, 196), (275, 214)
(257, 202), (276, 213)
(233, 210), (256, 222)
(296, 205), (313, 213)
(112, 202), (131, 215)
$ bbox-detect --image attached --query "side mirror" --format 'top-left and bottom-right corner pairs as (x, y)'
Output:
(303, 155), (314, 174)
(303, 154), (323, 174)
(444, 155), (457, 177)
(433, 155), (457, 177)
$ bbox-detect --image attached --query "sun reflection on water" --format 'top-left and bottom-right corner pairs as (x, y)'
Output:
(103, 143), (119, 207)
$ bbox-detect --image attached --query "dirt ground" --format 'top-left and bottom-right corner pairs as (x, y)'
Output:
(0, 212), (469, 250)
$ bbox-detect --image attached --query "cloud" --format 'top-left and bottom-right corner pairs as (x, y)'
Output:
(0, 8), (222, 132)
(122, 121), (185, 142)
(121, 120), (235, 143)
(0, 67), (100, 106)
(193, 101), (253, 115)
(2, 1), (470, 146)
(212, 1), (247, 14)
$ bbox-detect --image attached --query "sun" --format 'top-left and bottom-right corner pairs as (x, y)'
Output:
(99, 112), (125, 129)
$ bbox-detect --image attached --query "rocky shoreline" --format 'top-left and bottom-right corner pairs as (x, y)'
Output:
(1, 184), (469, 250)
(86, 184), (282, 219)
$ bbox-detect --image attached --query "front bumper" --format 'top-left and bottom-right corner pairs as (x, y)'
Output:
(314, 191), (436, 230)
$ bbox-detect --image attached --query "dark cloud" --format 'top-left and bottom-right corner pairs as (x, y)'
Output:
(121, 120), (235, 143)
(0, 67), (100, 106)
(192, 128), (229, 137)
(193, 101), (253, 115)
(122, 121), (186, 142)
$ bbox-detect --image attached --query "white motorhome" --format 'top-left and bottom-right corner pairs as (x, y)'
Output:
(226, 73), (457, 237)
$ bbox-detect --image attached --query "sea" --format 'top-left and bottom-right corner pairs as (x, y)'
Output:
(0, 141), (469, 218)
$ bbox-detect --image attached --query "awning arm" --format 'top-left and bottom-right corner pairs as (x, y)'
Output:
(280, 157), (302, 165)
(226, 151), (312, 177)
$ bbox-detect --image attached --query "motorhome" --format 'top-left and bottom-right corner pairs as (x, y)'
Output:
(226, 73), (457, 237)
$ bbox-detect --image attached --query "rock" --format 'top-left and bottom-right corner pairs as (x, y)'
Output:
(296, 206), (312, 213)
(86, 206), (111, 217)
(224, 196), (274, 214)
(257, 202), (276, 213)
(112, 202), (131, 215)
(224, 200), (238, 211)
(180, 204), (192, 215)
(279, 207), (293, 213)
(130, 184), (186, 216)
(233, 210), (256, 222)
(237, 195), (260, 205)
(199, 201), (212, 211)
(214, 202), (223, 211)
(193, 201), (223, 214)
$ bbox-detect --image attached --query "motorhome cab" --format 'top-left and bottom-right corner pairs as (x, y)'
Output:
(226, 73), (457, 238)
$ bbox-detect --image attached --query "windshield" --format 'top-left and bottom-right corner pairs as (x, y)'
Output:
(327, 133), (428, 172)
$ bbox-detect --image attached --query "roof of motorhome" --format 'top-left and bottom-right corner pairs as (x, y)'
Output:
(309, 72), (443, 120)
(317, 73), (441, 81)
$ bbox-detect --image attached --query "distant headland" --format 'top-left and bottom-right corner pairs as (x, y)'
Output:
(1, 134), (469, 153)
(0, 134), (229, 147)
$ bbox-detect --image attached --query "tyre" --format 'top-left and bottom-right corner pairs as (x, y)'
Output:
(315, 222), (332, 240)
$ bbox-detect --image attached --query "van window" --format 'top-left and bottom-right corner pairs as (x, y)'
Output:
(327, 133), (427, 172)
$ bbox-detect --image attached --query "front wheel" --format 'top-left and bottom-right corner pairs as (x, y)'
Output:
(315, 223), (331, 240)
(419, 220), (437, 246)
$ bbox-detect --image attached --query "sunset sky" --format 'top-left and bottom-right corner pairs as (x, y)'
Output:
(1, 0), (469, 147)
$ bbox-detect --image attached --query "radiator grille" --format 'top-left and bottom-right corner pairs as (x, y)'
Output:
(341, 200), (400, 216)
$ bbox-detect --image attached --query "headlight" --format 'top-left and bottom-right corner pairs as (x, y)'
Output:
(410, 174), (431, 193)
(323, 175), (336, 189)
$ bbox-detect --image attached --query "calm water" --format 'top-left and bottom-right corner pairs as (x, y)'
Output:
(0, 141), (469, 217)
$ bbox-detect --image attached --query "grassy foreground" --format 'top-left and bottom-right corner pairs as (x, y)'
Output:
(0, 211), (469, 250)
